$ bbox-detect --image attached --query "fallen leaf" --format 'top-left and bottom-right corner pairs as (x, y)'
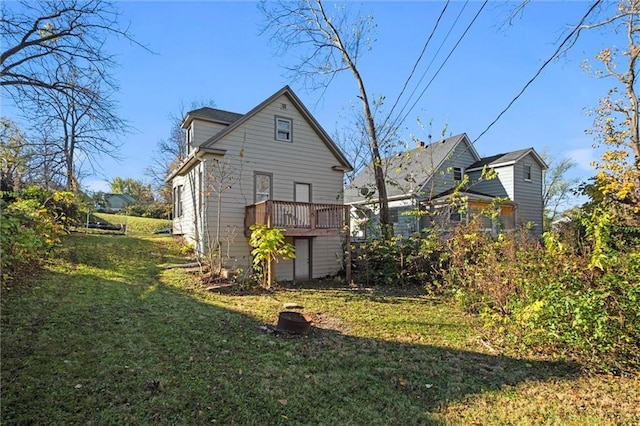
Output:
(278, 399), (288, 406)
(75, 384), (82, 389)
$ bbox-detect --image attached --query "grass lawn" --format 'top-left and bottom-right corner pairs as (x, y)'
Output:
(1, 231), (638, 425)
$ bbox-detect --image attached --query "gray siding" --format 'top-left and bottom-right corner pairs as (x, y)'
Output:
(418, 139), (478, 200)
(469, 168), (511, 198)
(513, 153), (544, 235)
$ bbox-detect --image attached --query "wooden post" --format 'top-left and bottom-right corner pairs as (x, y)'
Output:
(344, 205), (352, 285)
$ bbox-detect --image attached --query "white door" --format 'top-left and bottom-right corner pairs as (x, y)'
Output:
(294, 238), (311, 281)
(294, 183), (311, 227)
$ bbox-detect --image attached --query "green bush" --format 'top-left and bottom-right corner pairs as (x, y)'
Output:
(440, 218), (640, 373)
(1, 187), (80, 285)
(352, 231), (445, 289)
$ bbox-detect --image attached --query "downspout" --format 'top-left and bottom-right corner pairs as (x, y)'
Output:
(192, 148), (207, 257)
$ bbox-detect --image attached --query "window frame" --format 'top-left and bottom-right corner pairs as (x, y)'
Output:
(254, 172), (273, 203)
(453, 166), (464, 182)
(275, 116), (293, 142)
(389, 207), (399, 224)
(173, 185), (183, 218)
(524, 163), (532, 181)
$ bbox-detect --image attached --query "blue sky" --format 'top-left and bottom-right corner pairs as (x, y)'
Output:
(5, 1), (622, 193)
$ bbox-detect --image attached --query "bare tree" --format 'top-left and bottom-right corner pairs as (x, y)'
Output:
(584, 0), (640, 209)
(1, 0), (142, 100)
(146, 99), (215, 203)
(541, 150), (580, 230)
(26, 62), (128, 192)
(260, 0), (394, 239)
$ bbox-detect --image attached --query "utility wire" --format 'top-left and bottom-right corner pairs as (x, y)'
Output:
(381, 1), (486, 144)
(472, 0), (603, 144)
(385, 0), (450, 124)
(394, 1), (470, 126)
(401, 1), (487, 130)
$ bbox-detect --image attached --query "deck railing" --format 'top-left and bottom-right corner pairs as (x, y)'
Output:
(245, 200), (347, 236)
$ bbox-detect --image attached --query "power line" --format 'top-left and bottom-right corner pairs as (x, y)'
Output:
(472, 0), (603, 144)
(400, 1), (487, 130)
(381, 1), (486, 144)
(385, 0), (450, 124)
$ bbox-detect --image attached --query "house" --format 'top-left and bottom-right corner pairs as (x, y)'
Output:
(344, 133), (547, 238)
(167, 86), (353, 281)
(97, 193), (137, 213)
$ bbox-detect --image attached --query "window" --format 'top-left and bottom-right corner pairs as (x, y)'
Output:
(453, 166), (464, 181)
(524, 164), (532, 181)
(275, 117), (292, 142)
(254, 172), (272, 203)
(389, 208), (399, 223)
(449, 209), (467, 224)
(173, 185), (183, 218)
(186, 125), (194, 152)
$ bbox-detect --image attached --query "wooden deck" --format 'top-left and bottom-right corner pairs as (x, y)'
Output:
(244, 200), (349, 237)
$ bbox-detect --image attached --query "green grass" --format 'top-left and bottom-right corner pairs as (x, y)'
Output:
(90, 212), (172, 234)
(2, 233), (638, 425)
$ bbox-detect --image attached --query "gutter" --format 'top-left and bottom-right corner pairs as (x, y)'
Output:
(165, 147), (227, 182)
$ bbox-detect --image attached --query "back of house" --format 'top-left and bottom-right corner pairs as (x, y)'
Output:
(168, 86), (352, 281)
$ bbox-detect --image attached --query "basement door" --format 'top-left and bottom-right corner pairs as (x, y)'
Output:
(294, 238), (311, 281)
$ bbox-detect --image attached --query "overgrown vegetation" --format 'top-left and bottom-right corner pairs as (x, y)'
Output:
(2, 231), (639, 424)
(353, 214), (640, 374)
(1, 186), (79, 284)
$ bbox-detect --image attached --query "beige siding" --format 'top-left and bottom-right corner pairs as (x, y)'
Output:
(192, 121), (228, 149)
(312, 235), (343, 277)
(172, 174), (197, 243)
(195, 94), (345, 280)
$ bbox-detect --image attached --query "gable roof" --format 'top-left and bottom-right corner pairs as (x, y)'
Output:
(168, 86), (352, 182)
(181, 107), (243, 128)
(467, 147), (547, 171)
(345, 133), (479, 203)
(200, 86), (352, 170)
(105, 193), (136, 204)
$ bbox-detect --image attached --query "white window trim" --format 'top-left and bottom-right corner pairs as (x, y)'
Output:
(254, 172), (273, 203)
(275, 116), (292, 142)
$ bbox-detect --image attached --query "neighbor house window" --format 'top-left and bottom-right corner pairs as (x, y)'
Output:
(275, 117), (292, 142)
(173, 185), (183, 218)
(255, 172), (272, 203)
(524, 164), (532, 181)
(389, 208), (399, 223)
(453, 166), (464, 181)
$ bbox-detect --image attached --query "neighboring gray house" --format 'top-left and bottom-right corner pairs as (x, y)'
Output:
(167, 86), (352, 281)
(344, 133), (547, 238)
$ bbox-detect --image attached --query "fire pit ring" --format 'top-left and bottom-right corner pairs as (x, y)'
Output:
(277, 311), (311, 334)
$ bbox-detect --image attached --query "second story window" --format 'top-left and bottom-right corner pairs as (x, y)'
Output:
(453, 166), (464, 182)
(524, 164), (532, 181)
(275, 117), (292, 142)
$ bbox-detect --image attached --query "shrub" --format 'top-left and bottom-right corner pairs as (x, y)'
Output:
(0, 187), (80, 285)
(351, 231), (445, 289)
(441, 217), (640, 373)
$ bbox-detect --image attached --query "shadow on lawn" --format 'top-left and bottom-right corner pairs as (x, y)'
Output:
(1, 234), (581, 425)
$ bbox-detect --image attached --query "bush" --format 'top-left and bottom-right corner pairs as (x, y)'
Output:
(1, 187), (80, 285)
(441, 218), (640, 374)
(352, 231), (445, 289)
